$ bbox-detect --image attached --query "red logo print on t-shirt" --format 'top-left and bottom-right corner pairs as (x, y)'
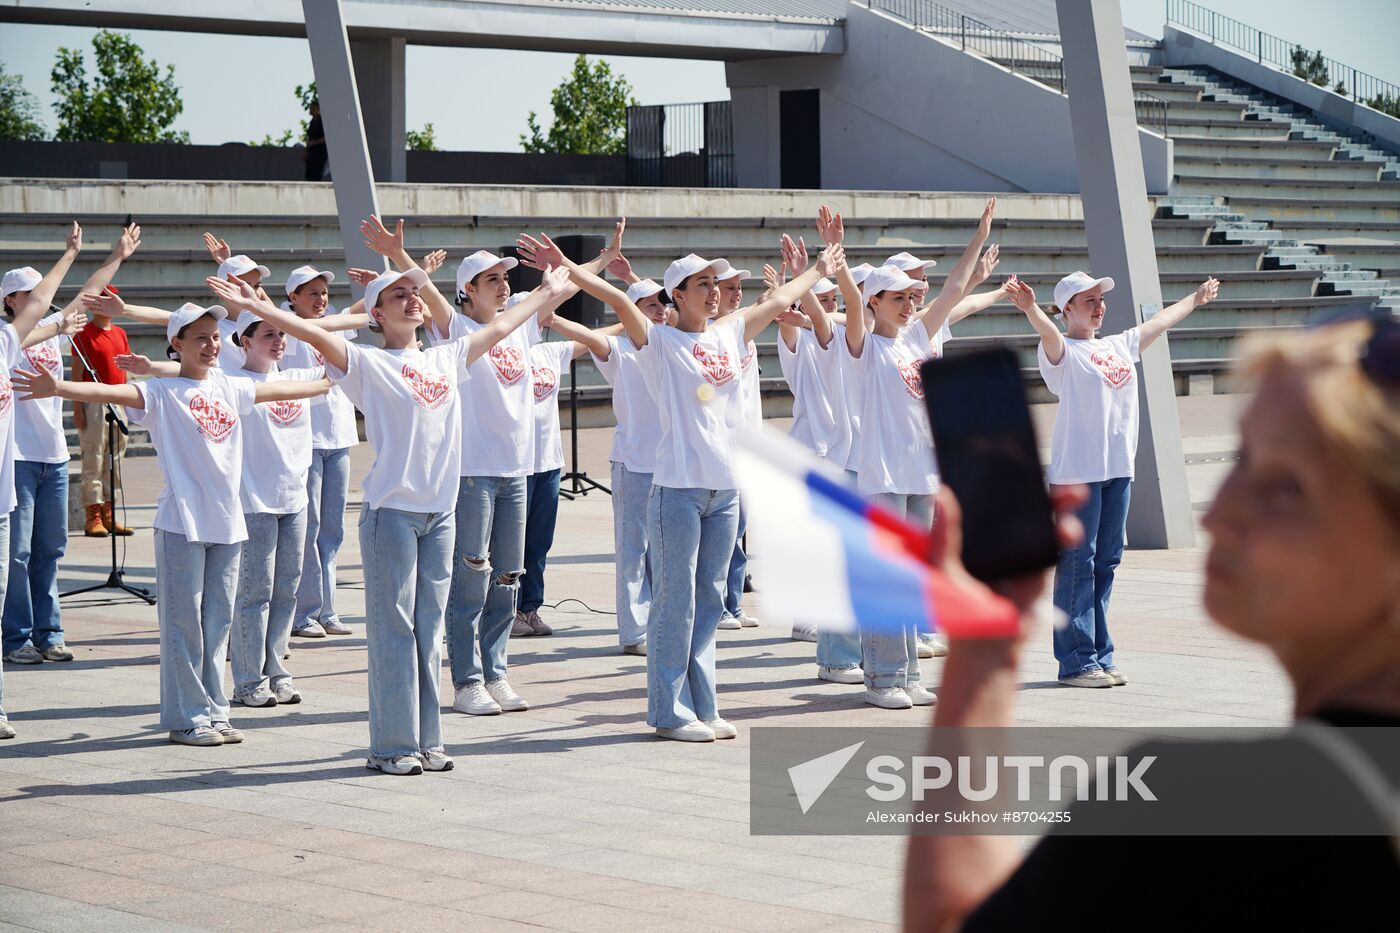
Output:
(896, 359), (924, 400)
(267, 399), (304, 426)
(532, 366), (557, 401)
(312, 348), (325, 366)
(0, 373), (12, 420)
(1090, 351), (1134, 389)
(188, 392), (237, 443)
(24, 344), (61, 375)
(740, 344), (755, 373)
(488, 345), (526, 386)
(401, 363), (451, 410)
(692, 343), (734, 387)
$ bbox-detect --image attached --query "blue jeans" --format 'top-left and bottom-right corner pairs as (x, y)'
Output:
(360, 505), (453, 763)
(231, 510), (306, 696)
(4, 461), (68, 654)
(611, 461), (651, 648)
(1053, 477), (1130, 679)
(722, 504), (748, 618)
(0, 515), (10, 722)
(646, 485), (739, 729)
(154, 529), (240, 731)
(861, 492), (932, 689)
(816, 466), (861, 671)
(520, 468), (561, 614)
(295, 447), (350, 632)
(446, 475), (526, 688)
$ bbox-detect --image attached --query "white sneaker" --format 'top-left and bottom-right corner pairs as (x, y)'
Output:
(485, 679), (529, 712)
(916, 640), (935, 659)
(704, 718), (738, 740)
(232, 686), (277, 708)
(905, 684), (938, 706)
(864, 687), (914, 710)
(1104, 668), (1128, 686)
(716, 614), (743, 630)
(454, 683), (501, 715)
(271, 680), (301, 705)
(656, 721), (715, 742)
(790, 623), (818, 643)
(622, 641), (647, 656)
(926, 633), (949, 657)
(1059, 670), (1115, 689)
(736, 612), (760, 628)
(292, 621), (326, 639)
(169, 726), (223, 747)
(366, 755), (423, 776)
(818, 666), (865, 685)
(417, 749), (454, 772)
(321, 618), (352, 635)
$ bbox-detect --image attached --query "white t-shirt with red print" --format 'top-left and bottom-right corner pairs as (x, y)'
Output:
(638, 314), (746, 491)
(237, 366), (320, 515)
(529, 341), (575, 474)
(279, 303), (360, 451)
(777, 327), (841, 459)
(852, 318), (948, 496)
(831, 323), (863, 472)
(592, 333), (661, 475)
(0, 322), (22, 515)
(13, 312), (68, 464)
(126, 369), (258, 545)
(428, 312), (541, 479)
(1037, 327), (1142, 485)
(736, 335), (762, 430)
(327, 338), (472, 515)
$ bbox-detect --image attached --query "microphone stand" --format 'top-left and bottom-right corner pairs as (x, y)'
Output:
(58, 328), (155, 605)
(558, 357), (609, 500)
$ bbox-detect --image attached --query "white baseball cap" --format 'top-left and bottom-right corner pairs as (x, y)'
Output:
(217, 255), (271, 280)
(663, 254), (731, 297)
(861, 265), (922, 305)
(455, 250), (518, 301)
(626, 279), (665, 304)
(885, 251), (937, 272)
(812, 277), (838, 297)
(167, 302), (228, 342)
(505, 290), (532, 310)
(363, 267), (430, 312)
(284, 265), (335, 297)
(848, 263), (876, 286)
(1, 266), (42, 300)
(1053, 271), (1116, 310)
(716, 266), (751, 282)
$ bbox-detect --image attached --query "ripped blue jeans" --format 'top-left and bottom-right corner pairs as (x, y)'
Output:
(446, 475), (526, 688)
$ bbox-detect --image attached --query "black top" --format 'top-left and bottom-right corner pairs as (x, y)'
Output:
(961, 710), (1400, 932)
(306, 114), (326, 157)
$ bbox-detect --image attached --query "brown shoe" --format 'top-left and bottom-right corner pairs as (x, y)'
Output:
(102, 502), (133, 536)
(84, 504), (109, 537)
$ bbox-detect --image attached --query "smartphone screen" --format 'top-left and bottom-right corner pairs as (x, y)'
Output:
(920, 348), (1059, 582)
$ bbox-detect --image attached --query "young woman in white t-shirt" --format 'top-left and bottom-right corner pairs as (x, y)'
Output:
(1007, 271), (1219, 688)
(541, 225), (844, 742)
(208, 261), (572, 774)
(713, 264), (762, 631)
(15, 300), (331, 748)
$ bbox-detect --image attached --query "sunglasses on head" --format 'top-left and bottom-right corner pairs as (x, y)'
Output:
(1307, 305), (1400, 388)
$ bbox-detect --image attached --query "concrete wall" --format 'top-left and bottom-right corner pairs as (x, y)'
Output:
(727, 3), (1171, 194)
(1163, 25), (1400, 154)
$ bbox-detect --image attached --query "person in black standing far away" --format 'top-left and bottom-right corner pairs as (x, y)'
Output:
(304, 99), (327, 182)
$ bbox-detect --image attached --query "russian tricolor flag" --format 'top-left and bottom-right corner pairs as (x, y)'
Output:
(734, 431), (1019, 639)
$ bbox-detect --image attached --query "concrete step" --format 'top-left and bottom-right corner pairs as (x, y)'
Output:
(1132, 80), (1200, 102)
(1308, 242), (1400, 271)
(1172, 156), (1384, 182)
(1166, 118), (1294, 139)
(1224, 196), (1400, 224)
(1164, 99), (1252, 120)
(1171, 137), (1338, 162)
(1173, 175), (1400, 202)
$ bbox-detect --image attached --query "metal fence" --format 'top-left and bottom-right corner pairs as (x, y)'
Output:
(1166, 0), (1400, 110)
(626, 101), (735, 188)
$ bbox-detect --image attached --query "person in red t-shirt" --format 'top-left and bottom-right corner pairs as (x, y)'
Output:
(71, 294), (133, 536)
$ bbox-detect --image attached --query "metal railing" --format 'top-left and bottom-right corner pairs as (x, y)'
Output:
(866, 0), (1169, 135)
(626, 101), (735, 188)
(1166, 0), (1400, 112)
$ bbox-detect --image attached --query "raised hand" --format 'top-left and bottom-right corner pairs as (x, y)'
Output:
(206, 274), (260, 311)
(1195, 277), (1220, 305)
(57, 306), (87, 336)
(977, 198), (997, 240)
(599, 217), (627, 265)
(787, 236), (810, 276)
(816, 204), (844, 247)
(360, 215), (406, 259)
(775, 306), (807, 327)
(115, 353), (154, 376)
(537, 264), (571, 299)
(66, 221), (83, 254)
(814, 242), (845, 278)
(607, 253), (635, 281)
(420, 249), (448, 275)
(973, 244), (1000, 285)
(81, 287), (124, 318)
(1005, 279), (1038, 315)
(515, 233), (566, 272)
(346, 267), (381, 287)
(13, 367), (57, 401)
(779, 234), (807, 275)
(115, 223), (142, 260)
(202, 232), (231, 264)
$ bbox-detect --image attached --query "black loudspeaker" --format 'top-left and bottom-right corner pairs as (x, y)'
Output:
(500, 235), (606, 329)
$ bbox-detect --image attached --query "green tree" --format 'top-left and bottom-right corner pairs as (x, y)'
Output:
(1366, 91), (1400, 119)
(252, 81), (316, 147)
(406, 122), (438, 151)
(520, 54), (638, 155)
(1289, 45), (1329, 87)
(50, 30), (188, 143)
(0, 58), (46, 140)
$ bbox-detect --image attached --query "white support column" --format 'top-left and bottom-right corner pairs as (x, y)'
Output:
(303, 0), (384, 291)
(1055, 0), (1195, 548)
(351, 36), (407, 183)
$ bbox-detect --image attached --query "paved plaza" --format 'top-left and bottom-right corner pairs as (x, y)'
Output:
(0, 394), (1291, 931)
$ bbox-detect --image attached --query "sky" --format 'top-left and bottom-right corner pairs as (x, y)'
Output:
(2, 1), (1397, 153)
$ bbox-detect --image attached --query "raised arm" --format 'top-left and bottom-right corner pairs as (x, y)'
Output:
(743, 234), (839, 346)
(13, 222), (82, 342)
(360, 216), (454, 336)
(464, 266), (572, 365)
(13, 364), (144, 409)
(60, 223), (141, 316)
(1139, 278), (1218, 351)
(523, 230), (652, 350)
(946, 279), (1010, 328)
(81, 289), (171, 327)
(253, 378), (332, 404)
(1006, 278), (1065, 365)
(115, 353), (181, 379)
(206, 276), (349, 372)
(922, 198), (996, 335)
(23, 304), (86, 349)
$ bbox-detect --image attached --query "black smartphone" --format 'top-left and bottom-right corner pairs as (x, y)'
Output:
(123, 213), (133, 227)
(920, 347), (1059, 582)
